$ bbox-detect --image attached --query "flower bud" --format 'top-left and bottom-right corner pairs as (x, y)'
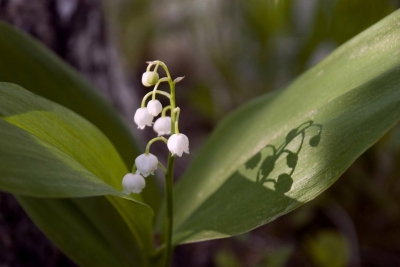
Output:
(147, 100), (163, 116)
(167, 133), (189, 157)
(153, 116), (172, 136)
(134, 108), (153, 129)
(135, 153), (158, 177)
(142, 71), (159, 87)
(122, 173), (146, 195)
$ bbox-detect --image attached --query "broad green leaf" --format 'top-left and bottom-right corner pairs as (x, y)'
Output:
(0, 118), (120, 197)
(0, 83), (127, 197)
(0, 22), (158, 265)
(167, 10), (400, 244)
(0, 84), (154, 265)
(0, 21), (160, 210)
(17, 196), (147, 267)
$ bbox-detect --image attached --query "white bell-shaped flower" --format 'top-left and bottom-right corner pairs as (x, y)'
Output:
(135, 153), (158, 177)
(167, 133), (189, 157)
(122, 173), (146, 195)
(153, 116), (171, 136)
(142, 71), (159, 87)
(147, 100), (163, 116)
(134, 108), (153, 129)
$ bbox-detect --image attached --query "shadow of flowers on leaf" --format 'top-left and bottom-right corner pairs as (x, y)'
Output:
(173, 121), (322, 244)
(244, 120), (322, 195)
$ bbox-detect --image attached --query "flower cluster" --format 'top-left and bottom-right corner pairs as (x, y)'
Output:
(122, 60), (189, 195)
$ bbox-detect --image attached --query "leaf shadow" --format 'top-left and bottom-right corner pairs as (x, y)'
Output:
(173, 121), (322, 244)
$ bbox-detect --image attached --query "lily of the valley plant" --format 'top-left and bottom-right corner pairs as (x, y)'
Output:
(123, 60), (188, 266)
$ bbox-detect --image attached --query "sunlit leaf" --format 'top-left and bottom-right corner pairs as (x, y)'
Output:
(0, 83), (154, 265)
(0, 21), (161, 210)
(0, 23), (159, 265)
(0, 83), (127, 197)
(165, 10), (400, 244)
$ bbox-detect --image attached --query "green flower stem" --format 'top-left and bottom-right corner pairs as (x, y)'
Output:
(145, 137), (168, 154)
(157, 61), (173, 82)
(146, 61), (159, 72)
(141, 90), (171, 108)
(157, 61), (177, 267)
(174, 108), (180, 134)
(152, 77), (169, 100)
(154, 62), (160, 72)
(164, 153), (175, 267)
(152, 60), (177, 267)
(162, 106), (172, 117)
(160, 64), (177, 131)
(158, 162), (167, 173)
(131, 164), (137, 173)
(174, 122), (179, 135)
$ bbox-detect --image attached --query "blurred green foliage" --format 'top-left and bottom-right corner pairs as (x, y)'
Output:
(306, 230), (350, 267)
(214, 248), (241, 267)
(261, 245), (294, 267)
(102, 0), (398, 121)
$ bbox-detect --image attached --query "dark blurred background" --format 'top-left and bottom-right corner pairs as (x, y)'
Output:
(1, 0), (400, 266)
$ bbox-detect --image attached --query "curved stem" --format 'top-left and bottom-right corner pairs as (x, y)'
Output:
(145, 137), (168, 154)
(162, 106), (172, 117)
(152, 77), (169, 100)
(131, 164), (137, 173)
(164, 153), (175, 267)
(174, 108), (181, 134)
(158, 162), (167, 173)
(157, 61), (173, 81)
(141, 90), (171, 108)
(169, 82), (176, 133)
(152, 61), (176, 131)
(154, 63), (160, 72)
(146, 61), (159, 72)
